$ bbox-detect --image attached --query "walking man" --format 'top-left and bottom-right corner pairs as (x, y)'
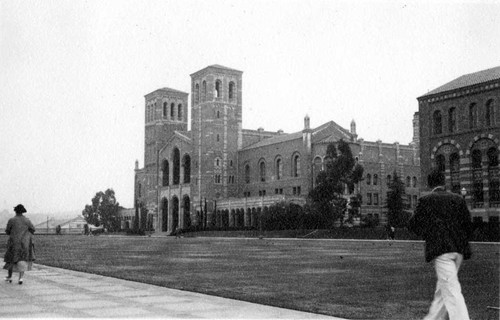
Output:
(408, 169), (473, 320)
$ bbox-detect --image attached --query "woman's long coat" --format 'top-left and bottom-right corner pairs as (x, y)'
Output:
(3, 215), (36, 265)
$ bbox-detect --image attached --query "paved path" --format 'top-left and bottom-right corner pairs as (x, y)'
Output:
(0, 264), (346, 319)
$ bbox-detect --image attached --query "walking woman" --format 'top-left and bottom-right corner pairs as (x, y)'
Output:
(3, 204), (35, 285)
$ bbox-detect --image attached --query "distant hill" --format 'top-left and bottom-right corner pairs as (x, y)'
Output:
(0, 209), (82, 229)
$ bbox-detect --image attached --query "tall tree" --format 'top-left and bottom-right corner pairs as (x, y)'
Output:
(386, 171), (407, 227)
(308, 139), (364, 226)
(82, 189), (121, 232)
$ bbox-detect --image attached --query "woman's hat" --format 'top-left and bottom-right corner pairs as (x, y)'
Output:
(14, 204), (27, 214)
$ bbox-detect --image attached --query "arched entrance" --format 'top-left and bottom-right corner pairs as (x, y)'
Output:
(161, 198), (168, 232)
(183, 195), (191, 228)
(171, 196), (179, 232)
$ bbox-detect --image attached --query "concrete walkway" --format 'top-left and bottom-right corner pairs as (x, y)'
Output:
(0, 264), (346, 319)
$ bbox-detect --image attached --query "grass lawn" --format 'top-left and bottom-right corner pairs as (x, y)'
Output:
(1, 235), (498, 319)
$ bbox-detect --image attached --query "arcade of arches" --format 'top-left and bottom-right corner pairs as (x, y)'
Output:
(433, 137), (499, 209)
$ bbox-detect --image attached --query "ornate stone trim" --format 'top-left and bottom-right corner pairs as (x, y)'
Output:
(430, 139), (462, 159)
(465, 133), (499, 155)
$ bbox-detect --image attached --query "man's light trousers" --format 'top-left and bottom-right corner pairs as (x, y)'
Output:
(424, 252), (470, 320)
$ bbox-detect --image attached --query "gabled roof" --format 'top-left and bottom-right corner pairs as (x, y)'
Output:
(159, 130), (192, 154)
(312, 121), (352, 143)
(420, 66), (500, 98)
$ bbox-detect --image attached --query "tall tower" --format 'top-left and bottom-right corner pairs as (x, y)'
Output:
(142, 88), (188, 212)
(190, 65), (243, 210)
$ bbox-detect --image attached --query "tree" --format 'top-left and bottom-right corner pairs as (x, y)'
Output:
(82, 189), (121, 232)
(386, 172), (409, 227)
(307, 139), (364, 226)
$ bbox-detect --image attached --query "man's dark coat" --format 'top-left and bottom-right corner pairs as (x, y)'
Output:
(408, 188), (473, 262)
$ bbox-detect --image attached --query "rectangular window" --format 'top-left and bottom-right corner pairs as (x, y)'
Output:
(292, 187), (296, 195)
(413, 195), (418, 207)
(367, 193), (372, 205)
(407, 195), (412, 208)
(297, 186), (301, 195)
(374, 193), (379, 206)
(275, 188), (279, 195)
(279, 188), (283, 194)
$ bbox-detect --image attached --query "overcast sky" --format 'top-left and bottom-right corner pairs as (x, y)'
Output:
(1, 0), (499, 214)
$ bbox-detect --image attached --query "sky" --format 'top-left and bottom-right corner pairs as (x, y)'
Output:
(1, 0), (499, 214)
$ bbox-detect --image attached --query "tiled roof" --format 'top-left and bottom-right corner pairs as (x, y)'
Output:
(145, 87), (188, 97)
(420, 66), (500, 98)
(208, 64), (243, 73)
(242, 121), (352, 150)
(242, 131), (302, 150)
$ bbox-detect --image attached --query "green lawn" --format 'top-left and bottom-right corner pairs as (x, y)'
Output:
(1, 235), (498, 320)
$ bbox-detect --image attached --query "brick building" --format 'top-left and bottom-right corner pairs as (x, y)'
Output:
(133, 65), (420, 234)
(418, 66), (500, 223)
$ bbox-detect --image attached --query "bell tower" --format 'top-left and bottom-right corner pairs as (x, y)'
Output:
(190, 65), (243, 210)
(142, 88), (188, 212)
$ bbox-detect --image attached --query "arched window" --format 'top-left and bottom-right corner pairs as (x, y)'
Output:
(195, 83), (200, 104)
(450, 152), (460, 194)
(173, 148), (180, 185)
(406, 176), (411, 188)
(202, 81), (207, 101)
(366, 174), (371, 185)
(469, 103), (477, 129)
(471, 149), (482, 169)
(387, 175), (392, 186)
(412, 176), (417, 188)
(488, 147), (499, 167)
(215, 157), (221, 167)
(292, 154), (300, 177)
(276, 158), (283, 180)
(448, 107), (457, 133)
(373, 174), (378, 185)
(216, 134), (220, 142)
(259, 161), (266, 182)
(170, 103), (175, 119)
(183, 154), (191, 184)
(178, 104), (182, 120)
(433, 110), (442, 134)
(163, 102), (168, 118)
(229, 81), (235, 99)
(215, 79), (222, 98)
(244, 164), (251, 184)
(488, 147), (500, 204)
(436, 154), (446, 172)
(162, 160), (169, 186)
(313, 157), (322, 186)
(486, 99), (495, 126)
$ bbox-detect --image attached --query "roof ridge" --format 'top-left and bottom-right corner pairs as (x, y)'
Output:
(420, 66), (500, 98)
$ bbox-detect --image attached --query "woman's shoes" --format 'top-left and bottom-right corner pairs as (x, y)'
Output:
(4, 277), (12, 283)
(18, 279), (23, 285)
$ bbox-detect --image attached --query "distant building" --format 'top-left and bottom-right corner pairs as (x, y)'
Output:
(134, 65), (420, 234)
(34, 216), (88, 234)
(418, 66), (500, 223)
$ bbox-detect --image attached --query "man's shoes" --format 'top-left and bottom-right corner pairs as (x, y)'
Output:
(18, 279), (23, 285)
(4, 277), (12, 283)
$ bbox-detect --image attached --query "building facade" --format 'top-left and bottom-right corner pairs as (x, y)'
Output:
(133, 65), (420, 234)
(418, 66), (500, 223)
